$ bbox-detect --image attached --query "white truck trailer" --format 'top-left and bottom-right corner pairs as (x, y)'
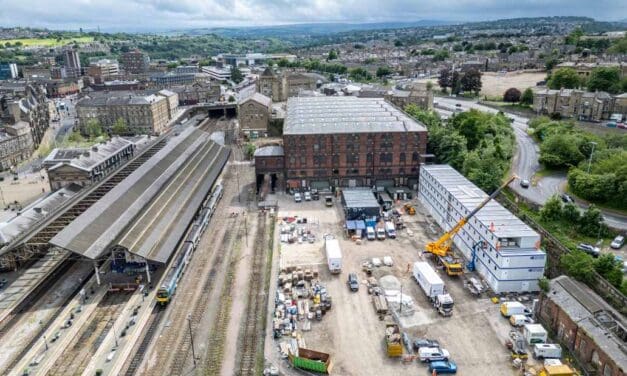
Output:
(325, 235), (342, 274)
(412, 261), (454, 316)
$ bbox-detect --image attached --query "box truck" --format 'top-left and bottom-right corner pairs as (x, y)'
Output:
(325, 236), (342, 274)
(524, 323), (548, 344)
(533, 344), (562, 359)
(413, 262), (454, 316)
(500, 301), (532, 317)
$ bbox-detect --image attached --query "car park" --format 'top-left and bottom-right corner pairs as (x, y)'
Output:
(577, 243), (600, 257)
(413, 338), (440, 351)
(418, 347), (450, 362)
(347, 273), (359, 292)
(610, 235), (625, 249)
(520, 179), (530, 188)
(428, 360), (458, 374)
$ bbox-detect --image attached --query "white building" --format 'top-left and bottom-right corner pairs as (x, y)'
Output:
(202, 66), (231, 81)
(419, 165), (545, 293)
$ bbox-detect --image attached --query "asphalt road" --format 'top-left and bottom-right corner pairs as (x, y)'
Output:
(434, 97), (627, 230)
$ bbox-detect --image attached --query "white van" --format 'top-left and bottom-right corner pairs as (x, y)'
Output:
(294, 192), (302, 202)
(509, 314), (534, 327)
(376, 227), (386, 240)
(533, 344), (562, 359)
(384, 222), (396, 238)
(366, 227), (376, 241)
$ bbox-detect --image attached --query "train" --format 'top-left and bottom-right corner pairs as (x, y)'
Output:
(156, 184), (224, 304)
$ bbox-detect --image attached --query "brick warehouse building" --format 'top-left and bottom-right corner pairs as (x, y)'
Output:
(254, 96), (428, 191)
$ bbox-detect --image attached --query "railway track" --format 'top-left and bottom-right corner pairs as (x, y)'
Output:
(237, 212), (269, 376)
(48, 291), (131, 376)
(122, 304), (166, 376)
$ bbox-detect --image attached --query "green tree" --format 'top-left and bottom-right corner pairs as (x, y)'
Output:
(84, 118), (103, 139)
(547, 68), (581, 89)
(539, 134), (585, 168)
(608, 36), (627, 54)
(348, 67), (372, 81)
(560, 250), (595, 284)
(230, 65), (243, 83)
(538, 277), (550, 293)
(540, 195), (563, 222)
(228, 95), (236, 103)
(111, 118), (129, 136)
(578, 205), (608, 238)
(432, 49), (450, 62)
(327, 49), (338, 61)
(166, 62), (178, 69)
(587, 67), (621, 94)
(562, 203), (581, 223)
(545, 58), (559, 71)
(594, 254), (624, 288)
(244, 143), (256, 160)
(461, 69), (482, 95)
(520, 88), (533, 105)
(376, 66), (392, 78)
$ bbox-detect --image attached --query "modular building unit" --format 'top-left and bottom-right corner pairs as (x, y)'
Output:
(341, 189), (381, 220)
(419, 165), (545, 294)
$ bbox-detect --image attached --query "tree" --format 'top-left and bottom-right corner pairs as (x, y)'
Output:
(327, 49), (338, 61)
(111, 118), (129, 136)
(578, 205), (608, 238)
(244, 143), (256, 160)
(230, 65), (243, 83)
(227, 95), (236, 103)
(545, 58), (559, 71)
(520, 88), (533, 105)
(348, 67), (372, 81)
(461, 69), (482, 95)
(438, 68), (451, 92)
(166, 62), (178, 69)
(562, 203), (581, 223)
(394, 40), (403, 47)
(503, 88), (521, 103)
(587, 67), (621, 94)
(84, 118), (103, 139)
(540, 195), (563, 222)
(451, 71), (462, 95)
(594, 254), (624, 287)
(547, 68), (581, 90)
(560, 250), (595, 284)
(538, 277), (550, 293)
(376, 66), (392, 78)
(432, 49), (450, 62)
(539, 134), (585, 168)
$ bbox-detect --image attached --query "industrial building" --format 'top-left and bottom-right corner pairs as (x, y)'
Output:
(341, 189), (381, 220)
(418, 165), (545, 293)
(282, 96), (428, 190)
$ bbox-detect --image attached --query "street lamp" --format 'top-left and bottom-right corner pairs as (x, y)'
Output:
(187, 314), (197, 367)
(110, 318), (118, 347)
(586, 142), (597, 174)
(39, 321), (48, 351)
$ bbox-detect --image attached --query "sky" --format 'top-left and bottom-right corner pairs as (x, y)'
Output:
(0, 0), (624, 31)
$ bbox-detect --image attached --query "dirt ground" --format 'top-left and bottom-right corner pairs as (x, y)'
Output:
(418, 70), (546, 98)
(266, 192), (536, 376)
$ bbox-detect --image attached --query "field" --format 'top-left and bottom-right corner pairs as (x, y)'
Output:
(418, 70), (546, 98)
(1, 36), (94, 47)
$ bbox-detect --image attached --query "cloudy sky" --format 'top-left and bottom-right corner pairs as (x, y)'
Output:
(0, 0), (624, 31)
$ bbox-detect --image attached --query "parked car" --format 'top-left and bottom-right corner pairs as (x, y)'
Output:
(418, 347), (450, 362)
(455, 103), (462, 108)
(413, 338), (440, 351)
(610, 235), (625, 249)
(520, 179), (530, 188)
(560, 193), (574, 203)
(0, 278), (7, 289)
(428, 360), (458, 374)
(304, 191), (312, 201)
(577, 243), (600, 257)
(311, 189), (320, 200)
(294, 192), (302, 203)
(347, 273), (359, 292)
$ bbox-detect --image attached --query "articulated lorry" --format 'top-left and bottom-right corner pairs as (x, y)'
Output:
(413, 261), (454, 316)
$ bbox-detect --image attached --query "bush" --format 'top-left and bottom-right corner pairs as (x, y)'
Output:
(540, 195), (563, 222)
(520, 88), (533, 105)
(503, 88), (521, 103)
(539, 134), (585, 168)
(560, 250), (595, 284)
(538, 277), (550, 293)
(578, 205), (609, 238)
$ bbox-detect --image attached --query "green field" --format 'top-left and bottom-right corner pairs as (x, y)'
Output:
(1, 36), (94, 47)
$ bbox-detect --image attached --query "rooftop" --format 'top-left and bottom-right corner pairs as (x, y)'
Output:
(77, 93), (166, 107)
(421, 165), (539, 240)
(342, 189), (380, 209)
(548, 276), (627, 367)
(44, 137), (134, 173)
(244, 92), (272, 108)
(254, 145), (284, 157)
(284, 97), (427, 135)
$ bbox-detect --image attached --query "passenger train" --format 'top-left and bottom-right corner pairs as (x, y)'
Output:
(156, 184), (223, 304)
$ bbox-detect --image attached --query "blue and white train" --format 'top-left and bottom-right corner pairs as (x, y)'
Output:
(156, 184), (224, 304)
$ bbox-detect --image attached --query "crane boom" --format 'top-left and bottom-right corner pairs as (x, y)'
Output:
(425, 175), (516, 257)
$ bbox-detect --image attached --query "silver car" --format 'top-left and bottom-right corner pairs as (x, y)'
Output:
(610, 235), (625, 249)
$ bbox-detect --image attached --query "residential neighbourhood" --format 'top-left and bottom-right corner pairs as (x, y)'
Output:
(0, 7), (625, 376)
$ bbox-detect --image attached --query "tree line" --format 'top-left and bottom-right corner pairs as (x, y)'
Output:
(547, 66), (627, 94)
(405, 106), (514, 193)
(438, 68), (482, 96)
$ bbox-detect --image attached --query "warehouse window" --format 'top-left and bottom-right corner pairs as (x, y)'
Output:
(399, 153), (406, 164)
(412, 152), (420, 162)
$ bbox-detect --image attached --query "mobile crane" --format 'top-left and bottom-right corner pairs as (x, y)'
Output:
(425, 176), (517, 276)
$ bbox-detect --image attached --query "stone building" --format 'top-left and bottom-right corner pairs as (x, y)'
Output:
(45, 79), (82, 97)
(0, 83), (50, 148)
(385, 83), (434, 111)
(254, 96), (429, 190)
(76, 93), (171, 135)
(533, 88), (617, 121)
(257, 68), (317, 102)
(537, 276), (626, 376)
(238, 93), (271, 138)
(0, 121), (34, 170)
(157, 89), (179, 119)
(87, 59), (120, 82)
(172, 81), (221, 105)
(120, 50), (150, 74)
(44, 137), (137, 190)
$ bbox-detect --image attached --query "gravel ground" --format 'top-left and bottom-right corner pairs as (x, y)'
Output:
(265, 194), (525, 375)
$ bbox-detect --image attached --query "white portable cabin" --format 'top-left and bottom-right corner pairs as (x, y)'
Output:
(412, 261), (445, 298)
(523, 323), (548, 345)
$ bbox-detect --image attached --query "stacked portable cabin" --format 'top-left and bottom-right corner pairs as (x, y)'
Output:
(418, 165), (545, 293)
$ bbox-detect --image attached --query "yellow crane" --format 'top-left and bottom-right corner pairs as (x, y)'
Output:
(425, 176), (517, 276)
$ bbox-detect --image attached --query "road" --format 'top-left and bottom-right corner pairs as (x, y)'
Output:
(434, 97), (627, 230)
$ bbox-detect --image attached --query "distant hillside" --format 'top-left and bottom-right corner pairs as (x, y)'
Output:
(180, 20), (454, 38)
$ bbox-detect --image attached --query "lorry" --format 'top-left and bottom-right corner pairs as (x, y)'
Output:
(413, 262), (454, 316)
(500, 301), (532, 317)
(325, 236), (342, 274)
(384, 221), (396, 238)
(288, 347), (333, 374)
(533, 344), (562, 359)
(385, 324), (403, 357)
